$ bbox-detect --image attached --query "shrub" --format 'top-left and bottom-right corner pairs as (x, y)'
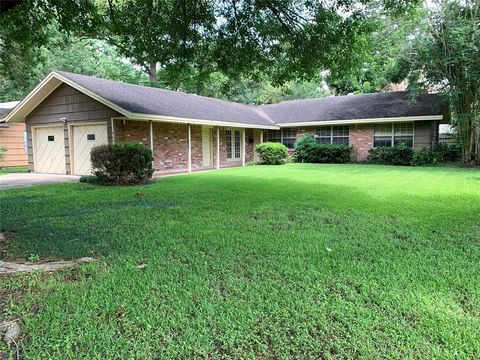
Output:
(411, 148), (433, 166)
(294, 135), (353, 163)
(411, 143), (462, 166)
(90, 142), (153, 185)
(367, 146), (394, 164)
(368, 143), (413, 166)
(0, 146), (7, 167)
(255, 142), (289, 165)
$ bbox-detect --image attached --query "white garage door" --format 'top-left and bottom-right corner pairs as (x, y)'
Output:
(34, 126), (66, 174)
(72, 123), (108, 175)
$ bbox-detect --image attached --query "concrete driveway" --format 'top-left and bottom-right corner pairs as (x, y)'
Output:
(0, 173), (80, 189)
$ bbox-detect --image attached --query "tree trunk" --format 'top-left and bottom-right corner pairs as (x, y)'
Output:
(149, 62), (157, 82)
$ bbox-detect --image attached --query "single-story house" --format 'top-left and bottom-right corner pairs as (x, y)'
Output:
(3, 71), (447, 175)
(0, 101), (28, 168)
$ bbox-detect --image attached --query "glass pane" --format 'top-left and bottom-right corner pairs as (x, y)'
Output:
(283, 138), (296, 149)
(317, 137), (332, 144)
(226, 130), (232, 159)
(282, 128), (296, 138)
(87, 134), (95, 141)
(332, 126), (349, 137)
(394, 123), (413, 135)
(394, 136), (413, 147)
(332, 136), (349, 145)
(47, 135), (54, 142)
(374, 124), (392, 136)
(374, 137), (392, 147)
(234, 130), (241, 158)
(316, 126), (331, 137)
(267, 130), (281, 141)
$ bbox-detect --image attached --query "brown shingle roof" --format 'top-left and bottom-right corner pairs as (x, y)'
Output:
(55, 71), (446, 126)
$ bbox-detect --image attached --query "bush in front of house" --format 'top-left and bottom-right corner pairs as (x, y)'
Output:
(294, 135), (353, 163)
(255, 142), (289, 165)
(90, 142), (153, 185)
(411, 143), (461, 166)
(368, 142), (413, 166)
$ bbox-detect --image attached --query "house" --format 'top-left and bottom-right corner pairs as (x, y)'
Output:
(0, 101), (28, 168)
(3, 71), (447, 175)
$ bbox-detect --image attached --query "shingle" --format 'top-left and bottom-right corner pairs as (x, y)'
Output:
(55, 71), (447, 126)
(55, 71), (275, 126)
(260, 92), (446, 123)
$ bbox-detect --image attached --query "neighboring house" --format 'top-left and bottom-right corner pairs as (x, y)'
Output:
(4, 71), (447, 175)
(0, 101), (28, 168)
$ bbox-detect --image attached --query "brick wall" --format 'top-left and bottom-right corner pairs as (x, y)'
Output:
(349, 124), (373, 161)
(114, 120), (255, 171)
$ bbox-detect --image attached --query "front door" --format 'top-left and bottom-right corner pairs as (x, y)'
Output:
(202, 126), (212, 167)
(226, 129), (241, 161)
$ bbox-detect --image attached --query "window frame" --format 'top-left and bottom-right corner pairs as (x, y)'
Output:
(315, 125), (350, 145)
(265, 128), (297, 149)
(226, 128), (241, 161)
(373, 123), (415, 148)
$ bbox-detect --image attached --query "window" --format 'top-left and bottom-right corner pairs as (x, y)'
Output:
(87, 134), (95, 141)
(393, 123), (414, 147)
(281, 128), (296, 149)
(226, 129), (241, 160)
(373, 124), (392, 147)
(47, 135), (54, 142)
(265, 128), (297, 149)
(315, 126), (349, 145)
(374, 123), (414, 148)
(266, 130), (281, 143)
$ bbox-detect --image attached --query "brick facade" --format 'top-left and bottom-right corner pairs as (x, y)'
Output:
(349, 124), (373, 161)
(114, 120), (255, 172)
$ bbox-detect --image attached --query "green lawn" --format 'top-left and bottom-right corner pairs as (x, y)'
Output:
(0, 166), (29, 175)
(1, 164), (479, 358)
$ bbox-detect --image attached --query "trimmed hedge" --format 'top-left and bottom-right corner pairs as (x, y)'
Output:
(90, 142), (153, 185)
(294, 135), (353, 163)
(255, 142), (289, 165)
(368, 142), (413, 166)
(369, 142), (461, 166)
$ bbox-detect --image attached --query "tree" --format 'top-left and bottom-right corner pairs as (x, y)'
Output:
(394, 0), (479, 163)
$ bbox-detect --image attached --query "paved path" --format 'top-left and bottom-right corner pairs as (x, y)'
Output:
(0, 173), (80, 189)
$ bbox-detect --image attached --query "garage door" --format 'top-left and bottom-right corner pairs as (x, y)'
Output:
(72, 123), (108, 175)
(34, 126), (66, 174)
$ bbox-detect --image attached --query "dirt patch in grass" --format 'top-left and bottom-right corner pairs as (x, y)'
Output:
(0, 231), (17, 259)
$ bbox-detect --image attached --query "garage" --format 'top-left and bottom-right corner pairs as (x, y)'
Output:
(71, 123), (108, 175)
(33, 126), (66, 174)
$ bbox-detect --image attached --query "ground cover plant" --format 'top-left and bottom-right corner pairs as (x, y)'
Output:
(0, 166), (29, 175)
(0, 164), (479, 358)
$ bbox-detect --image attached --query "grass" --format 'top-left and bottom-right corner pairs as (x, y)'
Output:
(1, 163), (479, 358)
(0, 166), (29, 175)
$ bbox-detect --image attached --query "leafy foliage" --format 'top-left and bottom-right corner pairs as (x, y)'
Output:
(255, 142), (289, 165)
(0, 145), (7, 166)
(90, 143), (153, 185)
(391, 1), (480, 163)
(368, 143), (413, 165)
(294, 135), (353, 163)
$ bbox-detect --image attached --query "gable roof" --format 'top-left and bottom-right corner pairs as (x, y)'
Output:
(4, 71), (446, 127)
(260, 92), (447, 125)
(0, 101), (20, 120)
(55, 71), (275, 127)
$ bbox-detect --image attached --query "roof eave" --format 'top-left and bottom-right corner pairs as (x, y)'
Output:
(122, 113), (280, 129)
(277, 115), (445, 127)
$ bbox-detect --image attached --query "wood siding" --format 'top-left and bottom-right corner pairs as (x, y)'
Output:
(26, 83), (119, 173)
(0, 123), (28, 167)
(414, 120), (438, 149)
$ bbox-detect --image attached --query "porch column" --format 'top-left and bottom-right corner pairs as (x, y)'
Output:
(241, 128), (246, 166)
(110, 117), (115, 144)
(260, 129), (264, 143)
(149, 120), (154, 169)
(216, 126), (220, 170)
(188, 123), (192, 173)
